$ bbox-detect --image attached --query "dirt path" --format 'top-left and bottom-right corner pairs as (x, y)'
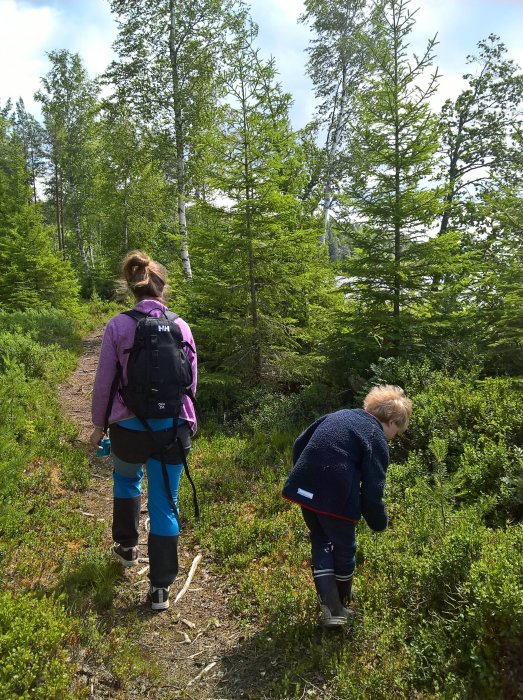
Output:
(59, 329), (267, 700)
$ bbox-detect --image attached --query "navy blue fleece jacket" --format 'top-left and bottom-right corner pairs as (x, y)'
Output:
(282, 409), (389, 531)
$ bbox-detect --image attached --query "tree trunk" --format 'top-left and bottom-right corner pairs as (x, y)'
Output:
(241, 73), (262, 381)
(73, 206), (90, 278)
(169, 0), (193, 279)
(323, 66), (348, 262)
(54, 162), (63, 252)
(30, 147), (38, 203)
(59, 179), (65, 252)
(392, 13), (401, 343)
(123, 179), (129, 250)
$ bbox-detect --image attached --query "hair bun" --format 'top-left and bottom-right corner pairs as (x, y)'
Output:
(128, 252), (150, 269)
(121, 250), (167, 301)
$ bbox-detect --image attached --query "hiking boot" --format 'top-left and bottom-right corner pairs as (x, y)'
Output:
(113, 544), (138, 567)
(149, 585), (170, 611)
(319, 604), (353, 628)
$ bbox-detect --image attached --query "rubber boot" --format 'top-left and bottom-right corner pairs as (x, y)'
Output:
(148, 533), (179, 588)
(337, 577), (353, 608)
(112, 496), (141, 547)
(314, 575), (349, 627)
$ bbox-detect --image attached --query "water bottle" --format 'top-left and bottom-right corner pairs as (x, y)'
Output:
(96, 436), (111, 457)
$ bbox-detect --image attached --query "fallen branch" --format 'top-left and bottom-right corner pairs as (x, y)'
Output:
(174, 554), (202, 604)
(186, 661), (217, 687)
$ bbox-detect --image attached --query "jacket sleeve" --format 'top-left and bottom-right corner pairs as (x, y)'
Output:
(292, 415), (327, 465)
(359, 433), (389, 532)
(91, 321), (119, 427)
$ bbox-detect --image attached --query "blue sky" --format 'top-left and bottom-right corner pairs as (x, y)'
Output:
(1, 0), (523, 128)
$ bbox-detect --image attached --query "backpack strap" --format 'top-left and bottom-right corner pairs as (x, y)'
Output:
(176, 435), (200, 519)
(122, 309), (147, 322)
(134, 415), (200, 522)
(102, 310), (146, 428)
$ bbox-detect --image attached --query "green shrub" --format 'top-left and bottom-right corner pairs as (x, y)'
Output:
(0, 592), (76, 699)
(0, 309), (81, 352)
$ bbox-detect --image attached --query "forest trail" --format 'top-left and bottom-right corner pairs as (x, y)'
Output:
(58, 328), (266, 700)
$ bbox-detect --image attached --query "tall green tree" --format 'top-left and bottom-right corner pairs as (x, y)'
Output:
(95, 99), (170, 283)
(437, 35), (523, 244)
(13, 99), (46, 204)
(341, 0), (442, 358)
(108, 0), (240, 278)
(464, 186), (523, 374)
(190, 21), (337, 389)
(422, 36), (523, 365)
(0, 105), (79, 311)
(36, 50), (99, 282)
(300, 0), (370, 260)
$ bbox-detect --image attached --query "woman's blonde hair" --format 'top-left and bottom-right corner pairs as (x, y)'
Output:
(122, 250), (167, 301)
(363, 384), (413, 434)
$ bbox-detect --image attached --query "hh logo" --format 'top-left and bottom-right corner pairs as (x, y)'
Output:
(157, 402), (166, 410)
(158, 325), (170, 332)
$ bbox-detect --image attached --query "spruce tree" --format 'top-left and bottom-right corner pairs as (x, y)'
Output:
(190, 21), (337, 389)
(341, 0), (442, 361)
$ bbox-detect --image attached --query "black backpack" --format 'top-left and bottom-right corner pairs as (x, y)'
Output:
(120, 309), (194, 418)
(104, 308), (199, 521)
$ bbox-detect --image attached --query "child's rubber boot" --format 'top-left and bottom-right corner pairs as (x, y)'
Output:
(336, 576), (354, 608)
(314, 575), (350, 628)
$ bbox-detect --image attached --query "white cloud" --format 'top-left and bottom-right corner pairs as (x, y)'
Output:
(248, 0), (313, 128)
(0, 0), (57, 112)
(0, 0), (117, 117)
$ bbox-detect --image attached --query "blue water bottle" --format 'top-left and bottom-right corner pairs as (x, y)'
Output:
(96, 436), (111, 457)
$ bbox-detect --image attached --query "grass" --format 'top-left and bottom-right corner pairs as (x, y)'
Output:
(0, 301), (162, 699)
(1, 304), (522, 698)
(182, 376), (523, 699)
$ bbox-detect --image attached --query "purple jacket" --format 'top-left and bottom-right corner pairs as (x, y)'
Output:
(91, 299), (197, 433)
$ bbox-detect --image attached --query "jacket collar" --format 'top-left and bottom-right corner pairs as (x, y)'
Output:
(133, 298), (167, 314)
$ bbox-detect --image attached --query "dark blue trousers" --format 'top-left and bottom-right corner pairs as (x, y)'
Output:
(301, 508), (356, 585)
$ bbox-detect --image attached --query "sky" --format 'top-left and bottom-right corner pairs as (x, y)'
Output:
(1, 0), (523, 129)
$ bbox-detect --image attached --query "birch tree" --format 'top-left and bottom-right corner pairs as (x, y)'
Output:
(300, 0), (370, 259)
(36, 51), (99, 280)
(108, 0), (239, 278)
(96, 99), (169, 279)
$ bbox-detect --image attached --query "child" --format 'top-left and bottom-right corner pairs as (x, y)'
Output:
(282, 385), (412, 627)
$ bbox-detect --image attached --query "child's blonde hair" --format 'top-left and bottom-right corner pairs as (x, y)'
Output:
(363, 384), (412, 434)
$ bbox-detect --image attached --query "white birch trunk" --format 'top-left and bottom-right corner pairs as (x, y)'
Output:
(178, 188), (192, 278)
(169, 0), (193, 279)
(73, 206), (90, 278)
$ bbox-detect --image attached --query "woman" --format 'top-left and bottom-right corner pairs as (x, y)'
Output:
(90, 251), (197, 611)
(282, 385), (412, 627)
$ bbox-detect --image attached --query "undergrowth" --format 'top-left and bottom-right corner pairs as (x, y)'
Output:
(2, 304), (522, 699)
(187, 371), (523, 699)
(0, 301), (157, 699)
